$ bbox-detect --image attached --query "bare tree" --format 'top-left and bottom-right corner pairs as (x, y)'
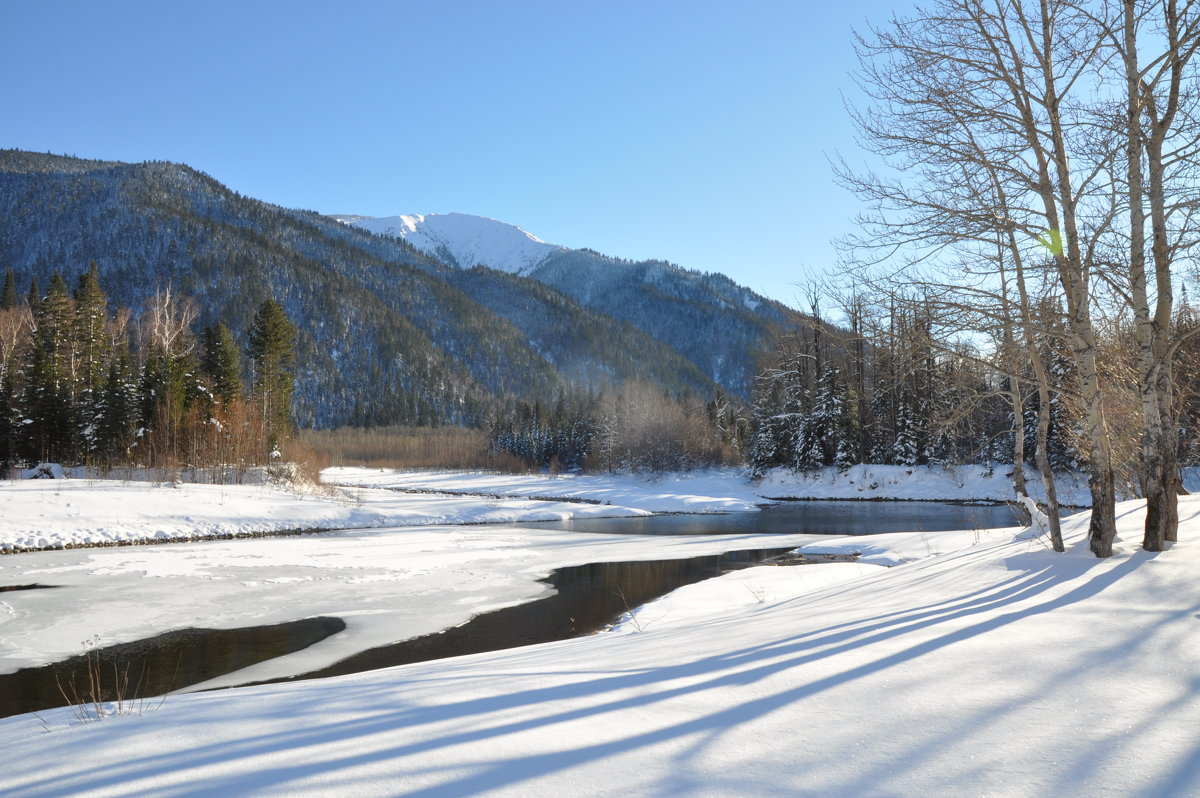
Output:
(840, 0), (1124, 553)
(139, 286), (197, 359)
(1107, 0), (1200, 549)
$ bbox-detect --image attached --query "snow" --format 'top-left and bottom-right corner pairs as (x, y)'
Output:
(343, 212), (566, 274)
(0, 520), (829, 687)
(322, 466), (766, 513)
(1, 468), (766, 553)
(612, 562), (887, 632)
(1, 468), (1197, 797)
(757, 462), (1095, 505)
(0, 492), (1196, 796)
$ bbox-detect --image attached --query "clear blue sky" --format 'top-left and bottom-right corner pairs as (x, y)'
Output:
(2, 0), (900, 307)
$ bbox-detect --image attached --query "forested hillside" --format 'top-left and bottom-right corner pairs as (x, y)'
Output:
(0, 150), (793, 427)
(530, 250), (790, 396)
(345, 212), (803, 398)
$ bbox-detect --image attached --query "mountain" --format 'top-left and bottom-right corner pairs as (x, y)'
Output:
(0, 150), (755, 428)
(0, 150), (806, 428)
(344, 212), (800, 395)
(340, 213), (563, 275)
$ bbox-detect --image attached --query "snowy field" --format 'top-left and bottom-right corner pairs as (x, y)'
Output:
(0, 467), (1196, 796)
(756, 462), (1096, 505)
(325, 463), (1097, 506)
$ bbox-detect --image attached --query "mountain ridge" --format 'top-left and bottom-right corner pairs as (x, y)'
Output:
(338, 209), (799, 395)
(0, 150), (800, 426)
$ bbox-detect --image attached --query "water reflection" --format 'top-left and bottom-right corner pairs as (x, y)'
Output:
(0, 617), (345, 719)
(519, 500), (1027, 536)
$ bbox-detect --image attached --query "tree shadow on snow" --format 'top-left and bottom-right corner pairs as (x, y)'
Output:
(14, 549), (1157, 797)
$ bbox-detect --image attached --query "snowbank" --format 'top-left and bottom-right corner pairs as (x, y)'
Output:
(0, 468), (784, 553)
(757, 462), (1093, 505)
(0, 465), (1096, 554)
(0, 478), (640, 553)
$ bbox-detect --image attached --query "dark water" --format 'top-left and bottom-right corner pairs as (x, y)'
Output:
(0, 617), (345, 719)
(1, 501), (1023, 719)
(278, 548), (791, 685)
(518, 499), (1027, 537)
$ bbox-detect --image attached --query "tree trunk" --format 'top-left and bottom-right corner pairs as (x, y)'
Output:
(1035, 379), (1065, 552)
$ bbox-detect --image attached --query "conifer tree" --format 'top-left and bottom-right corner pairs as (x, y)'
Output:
(72, 263), (109, 395)
(94, 349), (139, 466)
(835, 383), (861, 472)
(246, 298), (296, 448)
(0, 358), (15, 469)
(0, 269), (16, 311)
(21, 273), (76, 462)
(201, 323), (242, 406)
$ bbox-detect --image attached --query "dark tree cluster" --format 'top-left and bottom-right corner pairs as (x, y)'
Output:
(0, 265), (295, 474)
(747, 300), (1085, 479)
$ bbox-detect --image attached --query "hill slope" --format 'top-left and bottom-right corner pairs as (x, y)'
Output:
(0, 151), (736, 426)
(347, 212), (802, 396)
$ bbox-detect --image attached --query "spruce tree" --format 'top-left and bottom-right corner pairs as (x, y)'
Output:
(95, 349), (139, 467)
(0, 269), (16, 311)
(201, 323), (242, 406)
(0, 361), (15, 469)
(21, 273), (75, 462)
(246, 298), (296, 448)
(72, 263), (110, 458)
(73, 263), (109, 394)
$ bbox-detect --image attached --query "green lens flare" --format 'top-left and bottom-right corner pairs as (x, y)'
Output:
(1037, 229), (1064, 256)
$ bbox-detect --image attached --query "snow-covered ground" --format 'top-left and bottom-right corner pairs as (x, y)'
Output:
(0, 472), (702, 554)
(1, 488), (1195, 797)
(328, 463), (1097, 506)
(321, 466), (767, 513)
(757, 462), (1095, 505)
(0, 467), (1040, 688)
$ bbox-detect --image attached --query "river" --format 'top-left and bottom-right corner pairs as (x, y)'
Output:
(0, 500), (1025, 718)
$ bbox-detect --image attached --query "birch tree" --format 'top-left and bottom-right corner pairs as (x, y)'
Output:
(840, 0), (1119, 554)
(1107, 0), (1200, 550)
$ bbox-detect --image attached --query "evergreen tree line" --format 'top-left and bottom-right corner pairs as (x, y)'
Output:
(0, 266), (296, 475)
(742, 293), (1199, 480)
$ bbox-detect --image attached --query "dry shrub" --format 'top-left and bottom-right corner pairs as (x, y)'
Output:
(586, 381), (740, 473)
(299, 426), (528, 472)
(276, 435), (329, 485)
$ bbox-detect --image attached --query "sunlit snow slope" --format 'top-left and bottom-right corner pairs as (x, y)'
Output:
(343, 212), (565, 274)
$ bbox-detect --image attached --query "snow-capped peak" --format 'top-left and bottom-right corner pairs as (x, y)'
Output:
(340, 212), (564, 275)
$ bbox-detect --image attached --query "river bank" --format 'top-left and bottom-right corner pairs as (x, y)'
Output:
(0, 463), (1081, 554)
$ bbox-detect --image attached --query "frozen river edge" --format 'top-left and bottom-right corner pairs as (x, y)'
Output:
(0, 462), (1095, 554)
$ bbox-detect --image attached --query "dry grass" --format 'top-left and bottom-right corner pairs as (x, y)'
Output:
(47, 637), (174, 726)
(298, 426), (529, 472)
